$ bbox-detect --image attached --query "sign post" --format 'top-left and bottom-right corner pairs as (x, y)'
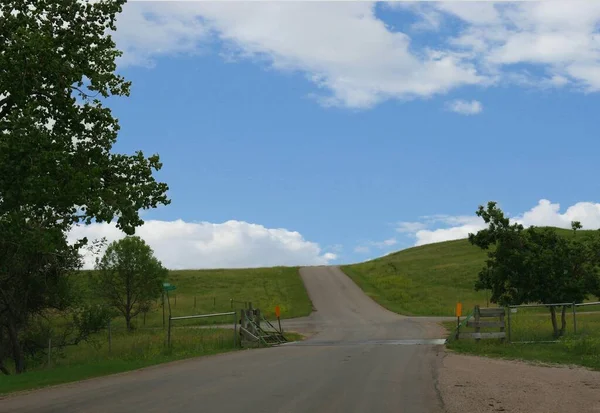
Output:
(162, 283), (176, 320)
(275, 305), (282, 333)
(455, 302), (462, 340)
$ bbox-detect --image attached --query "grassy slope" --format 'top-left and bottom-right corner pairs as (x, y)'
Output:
(342, 228), (594, 317)
(342, 239), (489, 316)
(1, 267), (311, 395)
(79, 266), (313, 330)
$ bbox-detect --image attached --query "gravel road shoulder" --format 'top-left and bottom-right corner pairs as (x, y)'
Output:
(438, 352), (600, 413)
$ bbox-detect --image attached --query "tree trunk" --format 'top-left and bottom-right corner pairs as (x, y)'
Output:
(125, 312), (132, 331)
(549, 306), (559, 338)
(559, 305), (567, 337)
(6, 320), (25, 374)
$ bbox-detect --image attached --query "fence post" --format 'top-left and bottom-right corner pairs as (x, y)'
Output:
(108, 320), (112, 353)
(507, 307), (512, 343)
(162, 291), (165, 329)
(572, 302), (577, 334)
(230, 298), (233, 309)
(233, 310), (237, 348)
(474, 305), (481, 341)
(167, 315), (172, 349)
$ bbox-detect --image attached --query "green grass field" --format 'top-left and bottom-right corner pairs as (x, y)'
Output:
(1, 266), (311, 395)
(342, 239), (490, 316)
(342, 228), (597, 316)
(442, 304), (600, 370)
(0, 328), (236, 395)
(80, 266), (313, 330)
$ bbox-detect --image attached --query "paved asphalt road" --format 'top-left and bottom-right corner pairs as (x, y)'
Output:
(1, 266), (448, 413)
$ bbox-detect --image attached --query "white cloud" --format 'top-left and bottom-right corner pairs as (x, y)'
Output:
(116, 2), (483, 108)
(436, 2), (600, 91)
(114, 3), (209, 67)
(69, 219), (336, 270)
(396, 221), (428, 233)
(113, 2), (600, 108)
(354, 246), (371, 254)
(398, 199), (600, 247)
(446, 99), (483, 115)
(372, 238), (398, 248)
(354, 237), (397, 254)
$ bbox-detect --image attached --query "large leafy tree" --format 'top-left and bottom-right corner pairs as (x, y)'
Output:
(94, 237), (167, 331)
(0, 0), (169, 373)
(470, 202), (600, 338)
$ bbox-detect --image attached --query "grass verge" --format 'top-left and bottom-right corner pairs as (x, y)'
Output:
(0, 327), (304, 395)
(442, 311), (600, 371)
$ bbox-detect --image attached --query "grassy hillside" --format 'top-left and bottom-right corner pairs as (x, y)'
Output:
(342, 228), (594, 317)
(343, 239), (488, 316)
(77, 266), (313, 329)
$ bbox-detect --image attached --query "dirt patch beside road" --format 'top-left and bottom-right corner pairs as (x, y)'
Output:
(438, 352), (600, 413)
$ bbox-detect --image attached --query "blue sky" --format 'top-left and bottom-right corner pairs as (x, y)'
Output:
(73, 1), (600, 269)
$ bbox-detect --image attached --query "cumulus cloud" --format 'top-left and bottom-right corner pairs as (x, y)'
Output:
(446, 99), (483, 115)
(69, 219), (336, 270)
(397, 200), (600, 247)
(433, 2), (600, 91)
(116, 2), (482, 108)
(114, 2), (600, 107)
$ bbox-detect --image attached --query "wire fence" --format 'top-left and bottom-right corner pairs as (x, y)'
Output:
(507, 302), (600, 343)
(447, 302), (600, 344)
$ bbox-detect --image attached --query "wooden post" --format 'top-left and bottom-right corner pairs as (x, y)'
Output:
(474, 305), (481, 341)
(108, 320), (112, 353)
(162, 291), (165, 329)
(456, 315), (460, 340)
(167, 291), (172, 317)
(573, 303), (577, 334)
(278, 317), (283, 334)
(233, 311), (237, 347)
(507, 307), (512, 343)
(230, 298), (233, 309)
(499, 308), (505, 342)
(167, 315), (172, 349)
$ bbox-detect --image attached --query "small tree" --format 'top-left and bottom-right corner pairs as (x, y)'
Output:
(470, 202), (600, 338)
(95, 237), (167, 331)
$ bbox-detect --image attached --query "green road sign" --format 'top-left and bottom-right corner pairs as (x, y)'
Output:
(163, 285), (176, 292)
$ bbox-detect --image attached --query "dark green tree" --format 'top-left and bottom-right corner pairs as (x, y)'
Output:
(0, 0), (169, 373)
(469, 202), (600, 338)
(94, 237), (167, 331)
